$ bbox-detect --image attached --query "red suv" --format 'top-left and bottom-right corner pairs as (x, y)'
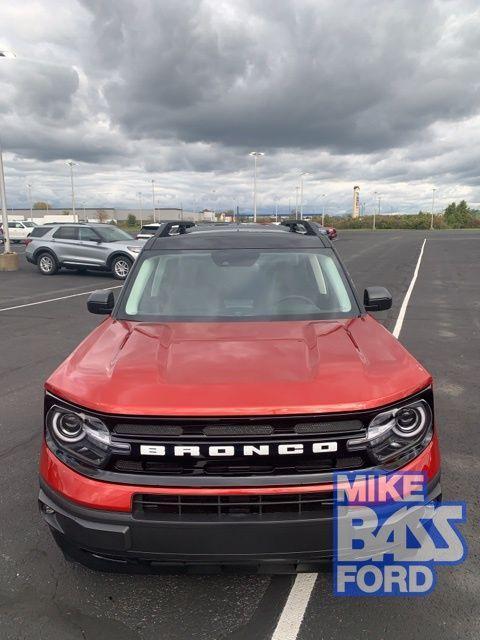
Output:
(39, 221), (440, 572)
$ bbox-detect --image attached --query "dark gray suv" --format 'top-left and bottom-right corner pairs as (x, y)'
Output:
(25, 223), (145, 279)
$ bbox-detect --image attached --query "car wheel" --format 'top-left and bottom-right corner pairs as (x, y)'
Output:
(111, 255), (132, 280)
(37, 252), (58, 276)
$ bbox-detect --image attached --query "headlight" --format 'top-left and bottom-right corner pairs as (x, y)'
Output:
(127, 245), (141, 254)
(52, 412), (84, 442)
(347, 398), (433, 463)
(394, 405), (428, 437)
(46, 404), (130, 468)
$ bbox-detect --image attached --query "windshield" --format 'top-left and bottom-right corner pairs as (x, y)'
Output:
(96, 226), (134, 242)
(23, 221), (37, 227)
(140, 225), (159, 233)
(119, 249), (358, 322)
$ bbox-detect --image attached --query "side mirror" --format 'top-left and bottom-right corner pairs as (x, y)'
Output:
(364, 286), (392, 312)
(87, 289), (114, 315)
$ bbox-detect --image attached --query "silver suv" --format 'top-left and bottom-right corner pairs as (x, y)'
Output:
(25, 223), (145, 280)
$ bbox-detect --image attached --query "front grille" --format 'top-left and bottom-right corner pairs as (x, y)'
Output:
(294, 420), (362, 434)
(108, 413), (370, 478)
(114, 424), (183, 436)
(113, 417), (363, 438)
(132, 491), (334, 521)
(114, 455), (364, 476)
(202, 424), (273, 437)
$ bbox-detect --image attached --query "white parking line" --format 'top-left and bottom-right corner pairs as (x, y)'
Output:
(271, 574), (317, 640)
(0, 285), (122, 312)
(392, 238), (427, 338)
(269, 237), (428, 640)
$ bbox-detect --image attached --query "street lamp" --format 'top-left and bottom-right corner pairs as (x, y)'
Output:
(373, 191), (381, 231)
(151, 179), (156, 222)
(272, 195), (280, 222)
(430, 188), (436, 230)
(26, 183), (33, 221)
(0, 50), (16, 256)
(321, 194), (327, 226)
(249, 152), (264, 222)
(137, 192), (144, 226)
(294, 186), (300, 220)
(66, 161), (77, 222)
(0, 140), (11, 254)
(299, 172), (311, 220)
(211, 189), (217, 219)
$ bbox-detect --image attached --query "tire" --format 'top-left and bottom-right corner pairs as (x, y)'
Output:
(111, 255), (132, 280)
(37, 252), (59, 276)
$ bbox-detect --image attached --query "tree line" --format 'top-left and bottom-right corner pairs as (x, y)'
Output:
(320, 200), (480, 229)
(29, 199), (480, 230)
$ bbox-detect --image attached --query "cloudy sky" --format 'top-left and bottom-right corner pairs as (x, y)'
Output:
(1, 0), (480, 215)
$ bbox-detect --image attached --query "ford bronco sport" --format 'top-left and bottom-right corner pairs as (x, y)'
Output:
(39, 221), (440, 572)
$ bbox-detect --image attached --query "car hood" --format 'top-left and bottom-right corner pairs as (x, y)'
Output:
(107, 239), (145, 250)
(46, 316), (431, 416)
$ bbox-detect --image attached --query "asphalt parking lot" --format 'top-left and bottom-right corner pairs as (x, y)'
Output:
(0, 230), (478, 640)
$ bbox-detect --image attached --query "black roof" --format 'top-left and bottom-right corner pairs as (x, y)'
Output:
(144, 221), (331, 251)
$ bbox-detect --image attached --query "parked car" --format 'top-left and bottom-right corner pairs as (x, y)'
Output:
(0, 220), (37, 243)
(325, 226), (337, 240)
(136, 222), (184, 240)
(307, 220), (337, 240)
(136, 223), (161, 239)
(25, 223), (144, 279)
(38, 221), (440, 572)
(281, 220), (337, 241)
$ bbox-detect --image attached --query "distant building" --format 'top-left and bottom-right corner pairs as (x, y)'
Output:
(200, 209), (216, 222)
(5, 207), (200, 224)
(352, 186), (360, 218)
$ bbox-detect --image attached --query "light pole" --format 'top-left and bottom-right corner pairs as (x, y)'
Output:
(0, 50), (16, 256)
(211, 189), (217, 219)
(151, 179), (156, 222)
(0, 139), (11, 254)
(272, 195), (281, 223)
(374, 192), (381, 231)
(66, 161), (77, 222)
(26, 183), (33, 221)
(430, 188), (436, 230)
(249, 151), (264, 222)
(299, 172), (311, 220)
(137, 192), (144, 226)
(294, 186), (300, 220)
(320, 194), (327, 226)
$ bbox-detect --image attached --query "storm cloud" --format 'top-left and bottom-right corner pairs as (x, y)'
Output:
(1, 0), (480, 212)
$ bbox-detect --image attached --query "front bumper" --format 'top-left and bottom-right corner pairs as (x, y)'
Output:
(39, 472), (442, 574)
(39, 480), (333, 573)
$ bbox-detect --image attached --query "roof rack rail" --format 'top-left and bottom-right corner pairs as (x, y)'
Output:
(154, 220), (196, 237)
(280, 219), (318, 236)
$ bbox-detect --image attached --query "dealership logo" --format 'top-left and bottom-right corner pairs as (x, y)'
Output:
(334, 471), (467, 596)
(140, 441), (338, 457)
